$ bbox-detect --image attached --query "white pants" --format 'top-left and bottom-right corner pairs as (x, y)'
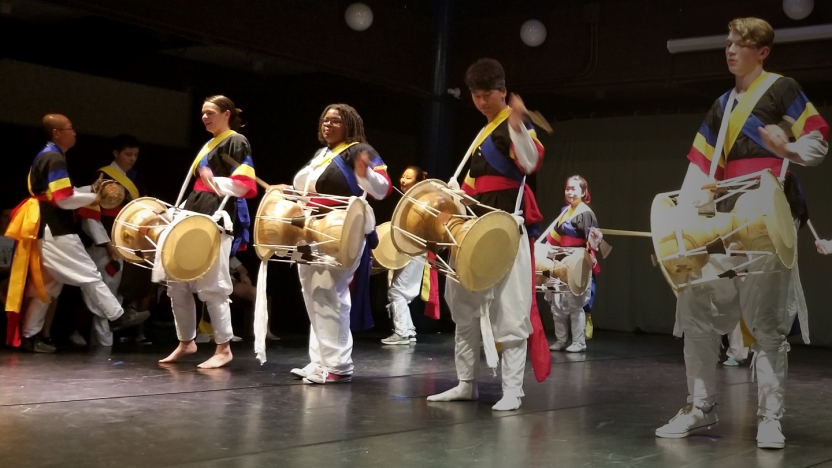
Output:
(166, 235), (234, 344)
(546, 286), (591, 347)
(84, 245), (125, 346)
(298, 238), (366, 376)
(23, 226), (123, 338)
(726, 322), (748, 362)
(388, 255), (424, 337)
(675, 241), (802, 419)
(445, 227), (532, 398)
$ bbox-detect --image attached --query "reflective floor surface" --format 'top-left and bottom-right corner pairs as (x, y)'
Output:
(2, 330), (832, 467)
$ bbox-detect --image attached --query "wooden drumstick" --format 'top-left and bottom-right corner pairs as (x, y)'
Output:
(526, 110), (554, 135)
(807, 219), (821, 242)
(599, 228), (653, 238)
(220, 154), (270, 190)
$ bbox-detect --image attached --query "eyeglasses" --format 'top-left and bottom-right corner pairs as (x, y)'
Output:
(322, 118), (343, 126)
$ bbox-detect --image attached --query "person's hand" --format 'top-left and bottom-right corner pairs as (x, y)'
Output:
(508, 93), (528, 131)
(105, 243), (119, 261)
(198, 167), (218, 193)
(816, 239), (832, 255)
(588, 227), (603, 251)
(354, 151), (370, 178)
(239, 273), (252, 285)
(91, 173), (104, 193)
(758, 124), (793, 159)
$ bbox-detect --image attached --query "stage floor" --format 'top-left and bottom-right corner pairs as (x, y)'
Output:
(2, 331), (832, 468)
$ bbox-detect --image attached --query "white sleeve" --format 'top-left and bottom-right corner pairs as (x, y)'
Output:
(82, 218), (110, 245)
(677, 162), (712, 209)
(55, 185), (97, 210)
(786, 130), (828, 166)
(357, 169), (390, 200)
(537, 219), (559, 244)
(293, 164), (312, 191)
(211, 177), (249, 197)
(229, 256), (242, 270)
(508, 124), (540, 174)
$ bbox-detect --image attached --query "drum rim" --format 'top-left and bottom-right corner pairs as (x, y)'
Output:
(390, 178), (466, 257)
(372, 221), (411, 271)
(335, 197), (367, 268)
(111, 196), (168, 263)
(455, 210), (521, 292)
(159, 212), (222, 282)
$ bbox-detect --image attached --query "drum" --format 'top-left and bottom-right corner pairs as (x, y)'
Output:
(535, 246), (593, 296)
(253, 187), (366, 268)
(98, 180), (126, 210)
(389, 179), (521, 292)
(651, 168), (795, 290)
(371, 222), (410, 274)
(112, 197), (222, 282)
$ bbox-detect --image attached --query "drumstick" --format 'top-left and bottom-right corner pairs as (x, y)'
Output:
(600, 228), (653, 238)
(807, 219), (821, 242)
(220, 154), (270, 190)
(526, 110), (554, 134)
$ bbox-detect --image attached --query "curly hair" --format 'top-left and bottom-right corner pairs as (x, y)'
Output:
(728, 17), (774, 48)
(317, 104), (366, 145)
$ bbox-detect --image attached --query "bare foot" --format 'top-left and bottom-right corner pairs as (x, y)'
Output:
(197, 342), (233, 369)
(159, 340), (197, 363)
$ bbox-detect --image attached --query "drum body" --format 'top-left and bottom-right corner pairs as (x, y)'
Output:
(112, 197), (221, 282)
(371, 222), (410, 273)
(98, 180), (126, 210)
(651, 169), (795, 290)
(389, 179), (521, 292)
(253, 187), (366, 268)
(535, 247), (593, 295)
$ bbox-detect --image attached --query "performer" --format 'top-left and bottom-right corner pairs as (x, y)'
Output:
(381, 166), (432, 345)
(722, 323), (749, 366)
(5, 115), (148, 352)
(77, 134), (149, 346)
(655, 18), (827, 449)
(159, 95), (257, 368)
(539, 175), (602, 353)
(817, 239), (831, 255)
(427, 58), (548, 411)
(287, 103), (391, 384)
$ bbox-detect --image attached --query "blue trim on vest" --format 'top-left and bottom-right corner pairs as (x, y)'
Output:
(349, 230), (379, 331)
(480, 134), (524, 182)
(332, 153), (364, 196)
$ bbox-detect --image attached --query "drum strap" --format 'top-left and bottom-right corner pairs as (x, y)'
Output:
(709, 89), (737, 180)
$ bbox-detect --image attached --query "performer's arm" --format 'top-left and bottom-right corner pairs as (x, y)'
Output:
(508, 94), (544, 174)
(356, 166), (390, 200)
(354, 147), (392, 200)
(55, 185), (97, 210)
(817, 239), (832, 255)
(82, 218), (110, 245)
(759, 125), (828, 166)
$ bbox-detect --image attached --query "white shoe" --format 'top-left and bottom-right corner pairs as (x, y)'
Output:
(290, 363), (319, 380)
(565, 342), (586, 353)
(68, 331), (88, 347)
(492, 395), (522, 411)
(655, 404), (719, 438)
(427, 381), (479, 402)
(231, 335), (243, 342)
(722, 358), (740, 367)
(549, 341), (567, 351)
(381, 333), (411, 345)
(757, 417), (785, 449)
(409, 335), (417, 342)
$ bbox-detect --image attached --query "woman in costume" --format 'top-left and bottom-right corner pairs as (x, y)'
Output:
(380, 166), (435, 345)
(289, 104), (391, 384)
(159, 95), (257, 368)
(539, 175), (602, 352)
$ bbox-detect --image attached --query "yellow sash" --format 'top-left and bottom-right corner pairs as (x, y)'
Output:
(189, 129), (237, 175)
(4, 199), (50, 313)
(463, 107), (512, 188)
(100, 165), (139, 200)
(724, 72), (781, 158)
(555, 202), (591, 227)
(315, 141), (359, 169)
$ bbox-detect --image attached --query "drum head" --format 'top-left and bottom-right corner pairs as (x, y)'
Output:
(161, 214), (221, 282)
(563, 249), (593, 296)
(454, 211), (521, 292)
(373, 222), (411, 271)
(112, 197), (167, 263)
(390, 179), (466, 256)
(760, 170), (796, 269)
(98, 180), (126, 210)
(650, 194), (690, 291)
(336, 198), (367, 268)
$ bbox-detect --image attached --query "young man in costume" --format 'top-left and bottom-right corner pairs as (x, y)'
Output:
(427, 58), (549, 411)
(77, 134), (151, 346)
(5, 115), (148, 352)
(655, 18), (827, 449)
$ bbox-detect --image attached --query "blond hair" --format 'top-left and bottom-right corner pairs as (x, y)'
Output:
(728, 17), (775, 48)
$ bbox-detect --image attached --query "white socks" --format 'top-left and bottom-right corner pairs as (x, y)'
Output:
(427, 380), (479, 402)
(492, 395), (522, 411)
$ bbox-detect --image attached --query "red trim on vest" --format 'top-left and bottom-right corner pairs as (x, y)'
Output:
(724, 157), (784, 179)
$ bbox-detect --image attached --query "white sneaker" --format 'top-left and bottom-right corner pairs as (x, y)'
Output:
(409, 335), (417, 342)
(231, 335), (243, 342)
(655, 404), (719, 438)
(290, 363), (319, 380)
(68, 331), (88, 347)
(565, 342), (586, 353)
(381, 333), (411, 345)
(757, 417), (785, 449)
(549, 341), (567, 351)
